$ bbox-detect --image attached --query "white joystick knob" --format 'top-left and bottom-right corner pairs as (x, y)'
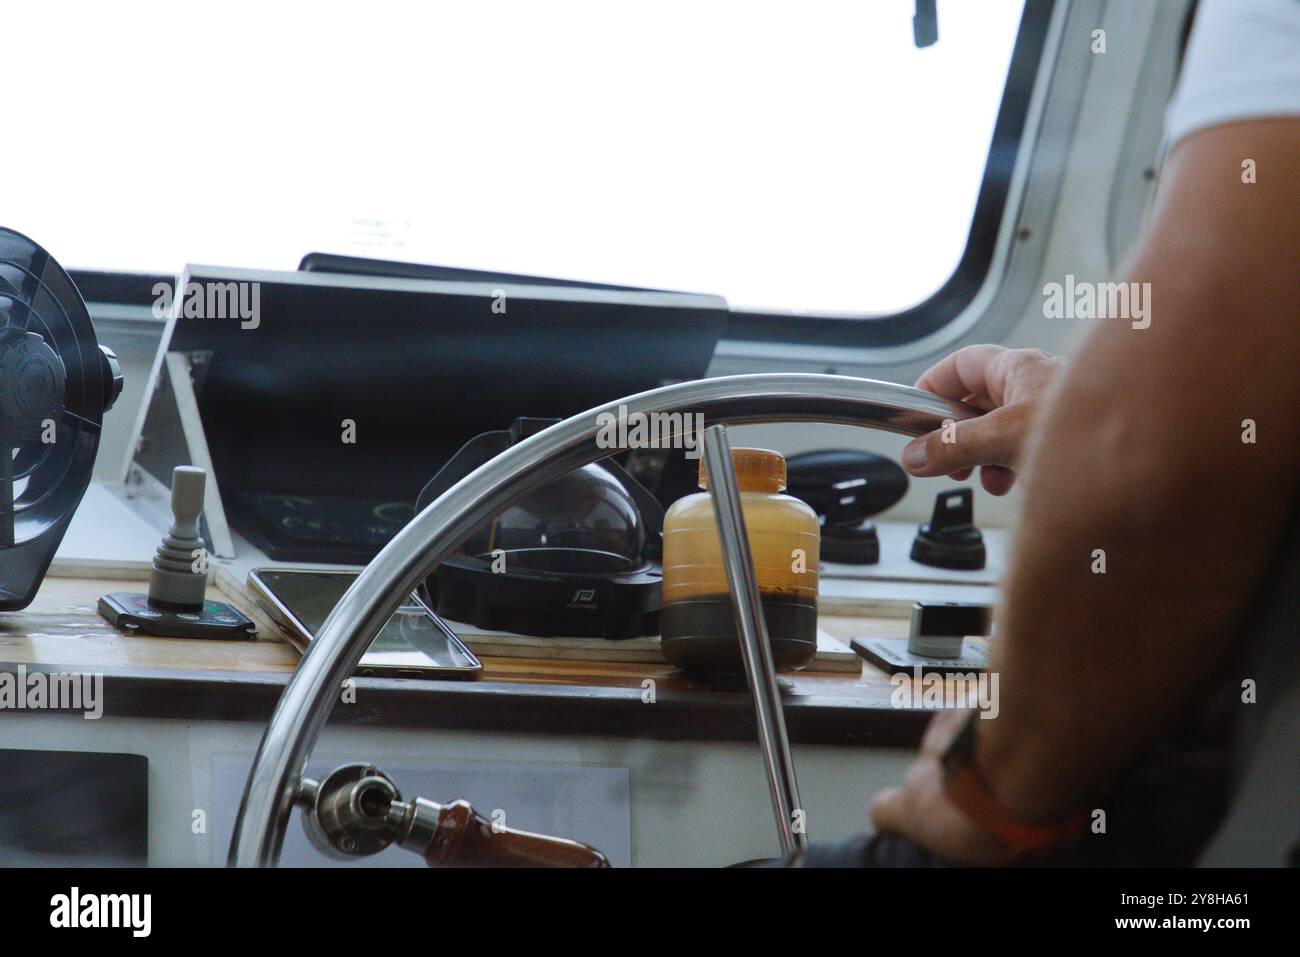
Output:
(148, 466), (209, 609)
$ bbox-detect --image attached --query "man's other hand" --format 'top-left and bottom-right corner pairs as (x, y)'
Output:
(867, 709), (1017, 865)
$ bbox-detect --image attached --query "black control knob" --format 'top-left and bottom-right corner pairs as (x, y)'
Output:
(910, 488), (986, 570)
(786, 450), (907, 566)
(820, 520), (880, 564)
(98, 344), (124, 413)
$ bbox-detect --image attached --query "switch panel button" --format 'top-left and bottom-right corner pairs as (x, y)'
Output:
(907, 601), (991, 658)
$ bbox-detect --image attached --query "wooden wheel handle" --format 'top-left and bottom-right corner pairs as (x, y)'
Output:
(421, 799), (610, 868)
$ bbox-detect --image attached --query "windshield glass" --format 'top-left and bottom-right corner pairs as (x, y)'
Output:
(8, 0), (1026, 316)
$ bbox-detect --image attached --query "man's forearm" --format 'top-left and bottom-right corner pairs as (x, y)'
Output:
(975, 120), (1300, 822)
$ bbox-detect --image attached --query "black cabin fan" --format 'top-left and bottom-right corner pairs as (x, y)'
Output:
(0, 228), (122, 610)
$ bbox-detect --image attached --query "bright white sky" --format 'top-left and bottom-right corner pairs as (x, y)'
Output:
(7, 0), (1024, 315)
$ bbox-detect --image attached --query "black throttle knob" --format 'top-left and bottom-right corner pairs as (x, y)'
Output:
(786, 449), (908, 566)
(910, 487), (986, 570)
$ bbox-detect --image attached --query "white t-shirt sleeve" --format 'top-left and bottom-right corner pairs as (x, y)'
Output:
(1164, 0), (1300, 147)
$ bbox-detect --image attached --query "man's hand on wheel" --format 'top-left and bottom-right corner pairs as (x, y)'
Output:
(903, 345), (1062, 496)
(867, 709), (1017, 865)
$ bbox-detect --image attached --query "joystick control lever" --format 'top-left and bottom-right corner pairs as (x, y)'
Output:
(97, 466), (256, 639)
(148, 466), (208, 609)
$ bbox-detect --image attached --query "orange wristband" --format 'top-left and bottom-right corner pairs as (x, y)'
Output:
(941, 710), (1087, 857)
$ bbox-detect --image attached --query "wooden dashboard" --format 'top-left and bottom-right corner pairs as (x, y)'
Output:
(0, 573), (983, 748)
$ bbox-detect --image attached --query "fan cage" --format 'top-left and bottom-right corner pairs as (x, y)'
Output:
(0, 232), (104, 549)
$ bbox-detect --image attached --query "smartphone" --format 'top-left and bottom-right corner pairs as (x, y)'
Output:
(248, 568), (482, 679)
